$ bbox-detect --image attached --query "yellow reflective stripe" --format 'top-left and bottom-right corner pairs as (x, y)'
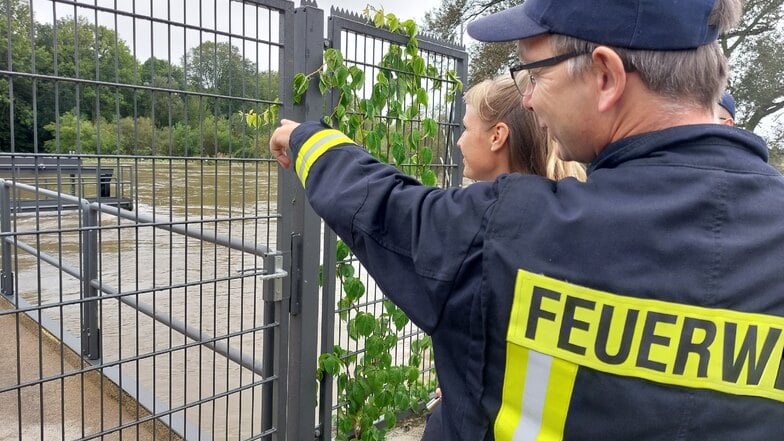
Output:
(538, 358), (578, 440)
(295, 129), (354, 186)
(494, 344), (529, 440)
(509, 269), (784, 403)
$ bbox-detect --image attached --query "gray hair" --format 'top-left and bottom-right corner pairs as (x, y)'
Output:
(551, 0), (742, 109)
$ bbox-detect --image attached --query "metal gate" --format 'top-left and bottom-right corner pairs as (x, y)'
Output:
(0, 0), (467, 439)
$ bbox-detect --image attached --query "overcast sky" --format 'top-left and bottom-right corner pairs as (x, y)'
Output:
(30, 0), (445, 69)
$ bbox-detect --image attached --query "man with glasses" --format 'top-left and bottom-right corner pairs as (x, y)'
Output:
(270, 0), (784, 439)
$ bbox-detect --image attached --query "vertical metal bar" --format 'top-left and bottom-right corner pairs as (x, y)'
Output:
(261, 253), (283, 439)
(317, 227), (337, 440)
(279, 1), (324, 439)
(80, 202), (101, 360)
(0, 182), (14, 297)
(450, 55), (468, 188)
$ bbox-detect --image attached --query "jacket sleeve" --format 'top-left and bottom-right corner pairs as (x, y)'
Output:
(288, 120), (499, 333)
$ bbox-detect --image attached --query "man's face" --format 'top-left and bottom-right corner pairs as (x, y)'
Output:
(516, 36), (597, 163)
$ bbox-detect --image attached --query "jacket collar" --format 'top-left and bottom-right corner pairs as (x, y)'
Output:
(588, 125), (769, 175)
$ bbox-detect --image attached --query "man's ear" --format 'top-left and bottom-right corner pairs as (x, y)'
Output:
(590, 47), (627, 113)
(490, 122), (510, 152)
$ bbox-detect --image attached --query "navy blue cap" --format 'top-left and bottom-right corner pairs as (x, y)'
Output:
(466, 0), (720, 50)
(719, 92), (736, 118)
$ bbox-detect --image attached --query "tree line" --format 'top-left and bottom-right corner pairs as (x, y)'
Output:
(1, 0), (278, 157)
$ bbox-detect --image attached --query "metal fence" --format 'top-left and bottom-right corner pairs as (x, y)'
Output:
(0, 0), (467, 439)
(315, 8), (467, 439)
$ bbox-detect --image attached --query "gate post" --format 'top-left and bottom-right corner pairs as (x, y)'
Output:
(278, 1), (325, 439)
(0, 181), (15, 298)
(80, 201), (101, 360)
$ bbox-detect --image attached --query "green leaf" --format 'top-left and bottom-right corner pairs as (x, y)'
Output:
(348, 114), (362, 139)
(392, 142), (406, 166)
(407, 366), (420, 383)
(405, 105), (419, 120)
(344, 277), (365, 302)
(421, 169), (437, 187)
(421, 147), (434, 165)
(373, 83), (388, 111)
(348, 318), (361, 341)
(422, 118), (438, 139)
(338, 415), (353, 434)
(373, 10), (385, 28)
(412, 57), (426, 76)
(402, 19), (417, 37)
(384, 411), (397, 429)
(388, 367), (404, 386)
(366, 335), (384, 358)
(349, 66), (365, 89)
(406, 40), (419, 57)
(354, 312), (376, 337)
(394, 389), (409, 408)
(292, 73), (308, 104)
(336, 240), (350, 261)
(319, 353), (341, 376)
(375, 390), (393, 408)
(325, 48), (343, 71)
(319, 74), (329, 95)
(366, 131), (382, 153)
(392, 309), (409, 330)
(386, 14), (400, 33)
(336, 66), (350, 86)
(335, 104), (346, 121)
(373, 122), (387, 138)
(416, 87), (429, 107)
(388, 100), (402, 119)
(384, 334), (398, 350)
(375, 70), (389, 85)
(407, 129), (421, 151)
(364, 403), (380, 422)
(383, 300), (397, 314)
(350, 381), (368, 407)
(339, 263), (355, 278)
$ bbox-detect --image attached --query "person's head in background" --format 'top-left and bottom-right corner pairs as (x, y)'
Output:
(458, 74), (585, 182)
(716, 91), (735, 126)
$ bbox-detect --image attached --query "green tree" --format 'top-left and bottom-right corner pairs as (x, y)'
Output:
(137, 57), (187, 128)
(0, 0), (36, 151)
(182, 41), (278, 118)
(722, 0), (784, 146)
(34, 16), (138, 134)
(43, 111), (113, 154)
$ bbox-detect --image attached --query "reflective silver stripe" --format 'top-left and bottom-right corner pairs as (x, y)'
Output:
(297, 131), (346, 179)
(514, 350), (553, 441)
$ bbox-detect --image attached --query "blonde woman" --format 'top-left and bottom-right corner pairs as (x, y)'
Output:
(425, 74), (586, 438)
(457, 74), (585, 182)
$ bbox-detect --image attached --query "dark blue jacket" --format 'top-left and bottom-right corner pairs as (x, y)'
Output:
(289, 120), (784, 440)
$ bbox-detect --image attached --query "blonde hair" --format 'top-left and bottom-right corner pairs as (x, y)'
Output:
(463, 75), (586, 181)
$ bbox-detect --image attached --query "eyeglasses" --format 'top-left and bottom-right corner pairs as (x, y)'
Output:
(509, 51), (591, 97)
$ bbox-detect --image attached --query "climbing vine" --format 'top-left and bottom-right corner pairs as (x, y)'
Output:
(247, 6), (462, 439)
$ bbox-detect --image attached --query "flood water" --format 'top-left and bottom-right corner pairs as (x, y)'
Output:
(4, 159), (282, 440)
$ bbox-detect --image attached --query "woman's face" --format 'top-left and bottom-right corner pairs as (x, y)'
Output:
(457, 105), (510, 181)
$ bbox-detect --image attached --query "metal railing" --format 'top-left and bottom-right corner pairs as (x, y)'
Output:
(0, 178), (288, 439)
